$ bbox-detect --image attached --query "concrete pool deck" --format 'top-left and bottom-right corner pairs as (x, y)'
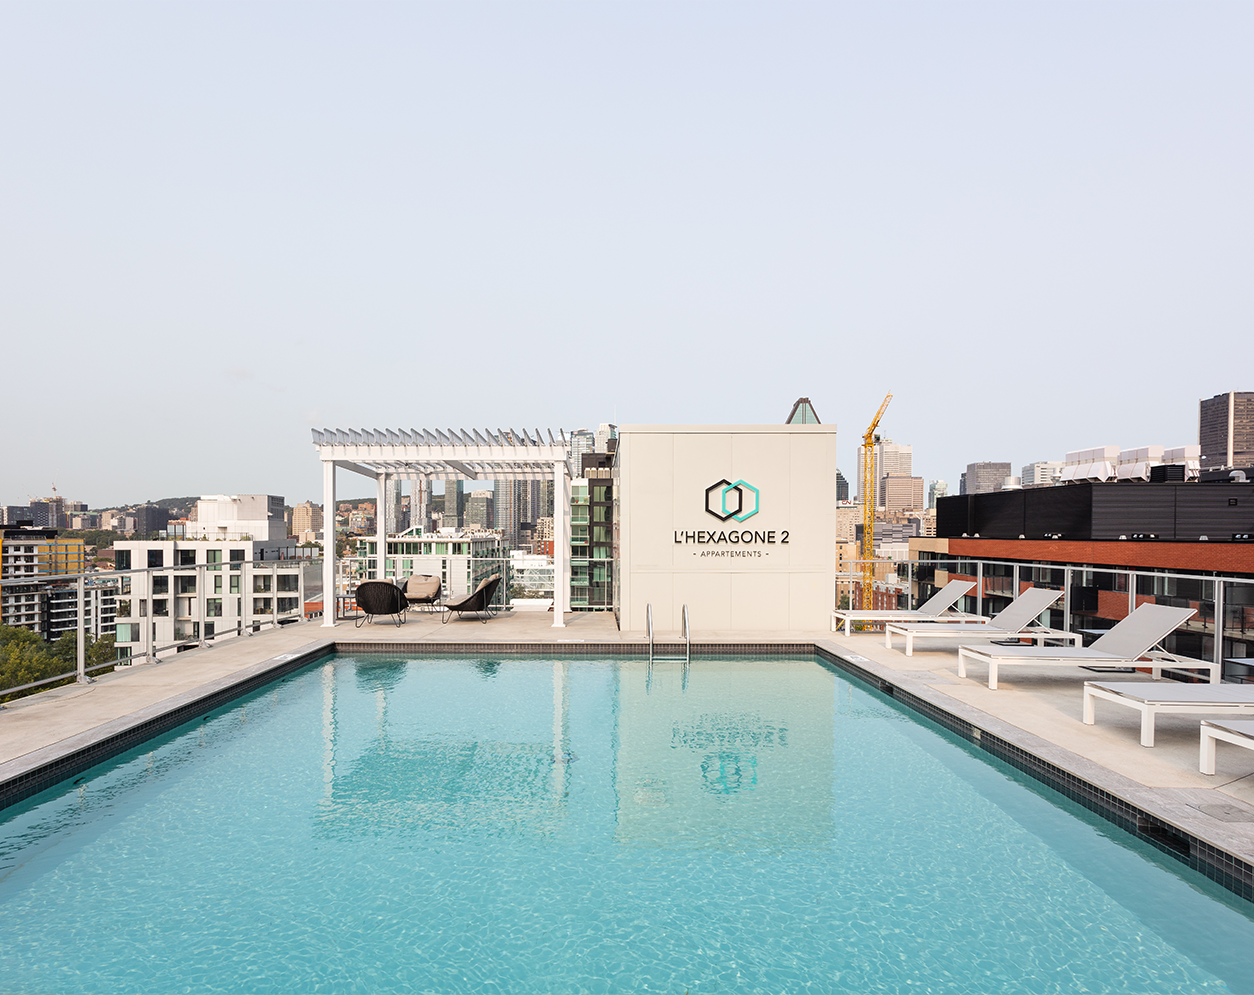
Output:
(3, 610), (1254, 898)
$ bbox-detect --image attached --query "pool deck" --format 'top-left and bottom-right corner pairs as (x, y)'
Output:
(3, 610), (1254, 894)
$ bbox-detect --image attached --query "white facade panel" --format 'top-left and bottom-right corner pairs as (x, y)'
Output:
(617, 424), (838, 633)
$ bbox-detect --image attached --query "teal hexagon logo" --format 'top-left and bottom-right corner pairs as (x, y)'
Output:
(705, 479), (759, 522)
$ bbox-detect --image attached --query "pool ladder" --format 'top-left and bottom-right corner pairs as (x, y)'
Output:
(646, 603), (690, 693)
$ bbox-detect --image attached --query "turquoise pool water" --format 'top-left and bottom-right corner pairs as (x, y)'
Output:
(2, 655), (1253, 994)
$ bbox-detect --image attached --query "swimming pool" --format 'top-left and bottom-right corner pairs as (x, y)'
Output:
(2, 654), (1253, 993)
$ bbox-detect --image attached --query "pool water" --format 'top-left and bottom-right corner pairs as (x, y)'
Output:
(2, 655), (1253, 994)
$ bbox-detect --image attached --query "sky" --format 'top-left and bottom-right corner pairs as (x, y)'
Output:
(2, 2), (1251, 507)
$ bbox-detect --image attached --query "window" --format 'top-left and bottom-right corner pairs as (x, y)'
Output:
(206, 550), (221, 571)
(230, 575), (240, 594)
(120, 577), (132, 595)
(176, 576), (196, 594)
(117, 599), (131, 617)
(139, 599), (147, 617)
(148, 550), (164, 568)
(178, 549), (197, 566)
(152, 599), (169, 617)
(115, 622), (138, 642)
(206, 598), (223, 617)
(277, 574), (299, 592)
(152, 576), (169, 594)
(115, 550), (131, 571)
(253, 598), (272, 614)
(253, 575), (271, 593)
(277, 597), (299, 613)
(214, 575), (223, 594)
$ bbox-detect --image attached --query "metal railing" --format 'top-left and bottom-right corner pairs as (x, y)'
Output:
(1, 557), (322, 702)
(333, 555), (522, 616)
(839, 554), (1254, 682)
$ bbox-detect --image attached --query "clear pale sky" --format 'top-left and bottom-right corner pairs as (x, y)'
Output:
(2, 2), (1250, 507)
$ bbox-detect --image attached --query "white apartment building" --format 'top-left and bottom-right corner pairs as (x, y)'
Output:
(189, 495), (287, 542)
(111, 537), (308, 658)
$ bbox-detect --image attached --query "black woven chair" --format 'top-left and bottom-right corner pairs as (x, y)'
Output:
(354, 580), (409, 627)
(441, 574), (503, 624)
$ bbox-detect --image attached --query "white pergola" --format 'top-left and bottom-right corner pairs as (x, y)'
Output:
(313, 428), (573, 627)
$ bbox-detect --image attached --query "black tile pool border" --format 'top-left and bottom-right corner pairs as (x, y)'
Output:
(810, 644), (1254, 905)
(0, 640), (337, 813)
(3, 636), (1252, 907)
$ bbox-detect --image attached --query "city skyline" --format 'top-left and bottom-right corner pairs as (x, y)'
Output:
(3, 3), (1250, 505)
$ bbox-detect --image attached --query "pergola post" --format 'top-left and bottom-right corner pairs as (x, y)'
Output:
(552, 459), (567, 627)
(375, 472), (388, 582)
(321, 459), (337, 626)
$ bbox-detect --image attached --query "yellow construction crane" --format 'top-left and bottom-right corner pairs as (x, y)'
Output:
(861, 392), (893, 611)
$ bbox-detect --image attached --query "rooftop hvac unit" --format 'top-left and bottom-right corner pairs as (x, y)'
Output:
(1150, 464), (1187, 483)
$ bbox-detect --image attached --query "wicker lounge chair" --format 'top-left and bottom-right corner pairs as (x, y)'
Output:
(403, 574), (442, 611)
(441, 574), (503, 624)
(353, 580), (409, 628)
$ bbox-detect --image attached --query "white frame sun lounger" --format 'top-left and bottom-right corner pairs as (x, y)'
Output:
(1083, 682), (1254, 747)
(956, 603), (1204, 690)
(1199, 719), (1254, 774)
(831, 579), (978, 635)
(885, 587), (1069, 656)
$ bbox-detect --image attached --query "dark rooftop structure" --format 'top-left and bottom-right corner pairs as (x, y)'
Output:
(937, 481), (1254, 543)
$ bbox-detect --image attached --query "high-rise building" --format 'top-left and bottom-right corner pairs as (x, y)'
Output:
(568, 429), (596, 468)
(465, 490), (494, 529)
(440, 481), (464, 529)
(962, 462), (1012, 495)
(857, 440), (912, 506)
(133, 504), (170, 537)
(594, 423), (617, 453)
(1022, 461), (1064, 487)
(927, 480), (948, 509)
(1199, 391), (1254, 470)
(492, 481), (512, 547)
(291, 501), (323, 536)
(836, 471), (849, 503)
(881, 474), (924, 512)
(785, 397), (821, 425)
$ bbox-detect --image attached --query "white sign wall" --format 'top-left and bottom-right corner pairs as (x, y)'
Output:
(616, 424), (838, 632)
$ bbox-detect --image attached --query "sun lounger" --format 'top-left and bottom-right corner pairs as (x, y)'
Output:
(1200, 719), (1254, 774)
(1083, 682), (1254, 747)
(885, 587), (1068, 656)
(831, 579), (977, 635)
(1199, 719), (1254, 774)
(957, 603), (1204, 690)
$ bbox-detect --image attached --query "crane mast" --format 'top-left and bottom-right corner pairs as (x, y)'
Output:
(861, 393), (893, 611)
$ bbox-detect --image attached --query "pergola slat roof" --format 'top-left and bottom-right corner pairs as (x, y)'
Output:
(312, 427), (570, 481)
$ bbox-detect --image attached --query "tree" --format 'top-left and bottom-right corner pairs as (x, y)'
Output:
(0, 626), (116, 703)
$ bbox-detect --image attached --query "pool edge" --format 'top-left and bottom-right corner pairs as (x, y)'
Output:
(2, 636), (1252, 906)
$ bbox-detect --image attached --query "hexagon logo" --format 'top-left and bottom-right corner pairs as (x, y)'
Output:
(705, 479), (759, 522)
